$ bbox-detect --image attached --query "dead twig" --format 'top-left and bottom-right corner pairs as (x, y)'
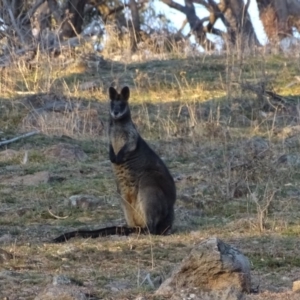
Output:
(48, 208), (69, 220)
(0, 131), (39, 147)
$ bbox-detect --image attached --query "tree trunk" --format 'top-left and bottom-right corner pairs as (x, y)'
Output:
(60, 0), (87, 39)
(257, 0), (300, 42)
(220, 0), (259, 49)
(128, 0), (141, 50)
(160, 0), (259, 50)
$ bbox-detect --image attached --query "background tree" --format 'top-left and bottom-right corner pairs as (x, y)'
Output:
(1, 0), (300, 66)
(257, 0), (300, 42)
(161, 0), (259, 50)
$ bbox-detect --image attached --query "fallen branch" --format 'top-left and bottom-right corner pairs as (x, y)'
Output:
(0, 131), (39, 147)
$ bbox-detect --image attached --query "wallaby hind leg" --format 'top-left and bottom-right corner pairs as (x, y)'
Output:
(138, 186), (168, 235)
(156, 209), (174, 235)
(122, 200), (139, 228)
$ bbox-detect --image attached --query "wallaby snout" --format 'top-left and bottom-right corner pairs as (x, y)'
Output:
(110, 101), (128, 120)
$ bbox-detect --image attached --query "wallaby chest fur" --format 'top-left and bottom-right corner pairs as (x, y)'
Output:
(108, 86), (176, 234)
(109, 121), (143, 226)
(110, 121), (138, 156)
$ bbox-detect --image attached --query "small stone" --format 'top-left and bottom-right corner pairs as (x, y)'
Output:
(293, 280), (300, 292)
(0, 248), (13, 262)
(53, 275), (72, 286)
(67, 195), (103, 210)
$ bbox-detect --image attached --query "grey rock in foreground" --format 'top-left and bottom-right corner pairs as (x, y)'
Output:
(34, 285), (87, 300)
(156, 237), (251, 297)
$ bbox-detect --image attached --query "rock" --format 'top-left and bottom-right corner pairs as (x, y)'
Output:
(0, 149), (19, 161)
(0, 248), (13, 263)
(53, 274), (82, 287)
(292, 280), (300, 292)
(44, 143), (88, 162)
(67, 195), (103, 210)
(78, 81), (102, 91)
(104, 279), (132, 292)
(0, 234), (13, 244)
(156, 237), (251, 297)
(277, 154), (300, 167)
(168, 287), (245, 300)
(0, 171), (49, 186)
(244, 291), (300, 299)
(34, 285), (87, 300)
(52, 275), (72, 286)
(4, 165), (21, 172)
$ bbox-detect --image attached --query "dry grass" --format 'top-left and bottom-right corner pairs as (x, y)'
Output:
(1, 39), (300, 299)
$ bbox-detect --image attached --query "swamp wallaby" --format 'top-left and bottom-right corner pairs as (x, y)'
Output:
(53, 86), (176, 242)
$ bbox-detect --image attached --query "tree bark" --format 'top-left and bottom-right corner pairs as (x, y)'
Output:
(60, 0), (87, 39)
(219, 0), (259, 48)
(257, 0), (300, 41)
(161, 0), (259, 50)
(128, 0), (141, 50)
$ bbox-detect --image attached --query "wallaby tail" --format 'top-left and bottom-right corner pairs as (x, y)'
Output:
(53, 226), (148, 243)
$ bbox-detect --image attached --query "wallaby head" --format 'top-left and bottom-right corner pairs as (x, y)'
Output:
(109, 86), (130, 120)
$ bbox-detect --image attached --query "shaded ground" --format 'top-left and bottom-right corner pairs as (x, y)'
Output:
(1, 53), (300, 299)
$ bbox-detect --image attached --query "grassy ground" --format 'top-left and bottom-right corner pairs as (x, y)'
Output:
(1, 48), (300, 299)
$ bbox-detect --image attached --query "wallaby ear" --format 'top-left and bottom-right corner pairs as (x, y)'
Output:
(109, 87), (118, 100)
(120, 86), (130, 101)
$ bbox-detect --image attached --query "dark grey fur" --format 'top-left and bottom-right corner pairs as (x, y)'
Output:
(108, 86), (176, 234)
(53, 86), (176, 243)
